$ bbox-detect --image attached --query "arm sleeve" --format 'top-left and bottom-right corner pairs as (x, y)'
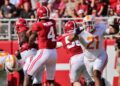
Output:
(56, 35), (63, 48)
(31, 22), (39, 32)
(78, 30), (94, 47)
(96, 23), (106, 35)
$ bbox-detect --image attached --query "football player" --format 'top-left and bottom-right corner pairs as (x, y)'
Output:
(23, 5), (57, 86)
(57, 21), (94, 86)
(68, 15), (119, 86)
(15, 18), (39, 86)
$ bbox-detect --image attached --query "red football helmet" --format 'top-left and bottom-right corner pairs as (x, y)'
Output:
(64, 21), (76, 33)
(36, 6), (50, 19)
(15, 18), (28, 33)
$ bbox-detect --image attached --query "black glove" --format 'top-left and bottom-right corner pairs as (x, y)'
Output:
(110, 24), (119, 34)
(15, 50), (21, 60)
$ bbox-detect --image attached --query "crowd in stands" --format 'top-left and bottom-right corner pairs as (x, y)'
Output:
(0, 0), (119, 39)
(0, 0), (120, 19)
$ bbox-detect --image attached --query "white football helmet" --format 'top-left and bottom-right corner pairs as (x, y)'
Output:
(5, 55), (21, 72)
(83, 15), (95, 33)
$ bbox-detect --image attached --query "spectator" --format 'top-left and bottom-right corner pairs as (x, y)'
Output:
(0, 0), (17, 18)
(77, 9), (84, 18)
(91, 8), (97, 17)
(10, 0), (19, 7)
(30, 0), (36, 10)
(111, 0), (120, 16)
(74, 0), (88, 16)
(19, 1), (35, 18)
(63, 0), (76, 17)
(67, 8), (78, 18)
(85, 0), (94, 14)
(50, 10), (59, 18)
(31, 0), (50, 10)
(47, 0), (66, 17)
(101, 0), (109, 16)
(93, 0), (105, 16)
(109, 0), (117, 5)
(17, 0), (31, 8)
(108, 8), (116, 16)
(0, 0), (4, 8)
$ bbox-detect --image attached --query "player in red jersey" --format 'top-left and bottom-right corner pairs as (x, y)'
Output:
(57, 21), (93, 86)
(23, 5), (57, 86)
(15, 18), (39, 86)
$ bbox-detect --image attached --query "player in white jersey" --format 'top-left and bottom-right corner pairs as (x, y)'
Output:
(68, 15), (119, 86)
(57, 21), (94, 86)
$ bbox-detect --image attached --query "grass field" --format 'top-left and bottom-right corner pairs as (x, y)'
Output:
(0, 70), (7, 86)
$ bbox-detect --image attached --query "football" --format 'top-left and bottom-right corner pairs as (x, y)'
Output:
(5, 55), (21, 73)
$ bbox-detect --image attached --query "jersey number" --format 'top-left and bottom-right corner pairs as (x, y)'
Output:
(47, 26), (56, 42)
(86, 36), (99, 49)
(65, 36), (81, 49)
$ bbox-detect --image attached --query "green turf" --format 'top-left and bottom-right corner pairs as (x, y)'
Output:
(0, 70), (7, 86)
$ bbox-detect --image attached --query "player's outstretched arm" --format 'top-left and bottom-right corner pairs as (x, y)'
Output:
(68, 27), (83, 42)
(105, 24), (119, 35)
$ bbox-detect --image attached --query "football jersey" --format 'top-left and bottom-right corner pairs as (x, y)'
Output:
(78, 22), (107, 60)
(32, 19), (57, 49)
(57, 33), (83, 57)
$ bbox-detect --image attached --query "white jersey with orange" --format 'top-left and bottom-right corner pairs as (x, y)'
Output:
(0, 52), (9, 70)
(78, 22), (107, 60)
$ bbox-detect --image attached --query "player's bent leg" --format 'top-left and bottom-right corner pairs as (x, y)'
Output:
(46, 49), (57, 86)
(93, 70), (102, 86)
(81, 64), (94, 86)
(69, 54), (84, 85)
(23, 74), (33, 86)
(93, 52), (108, 86)
(32, 66), (45, 85)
